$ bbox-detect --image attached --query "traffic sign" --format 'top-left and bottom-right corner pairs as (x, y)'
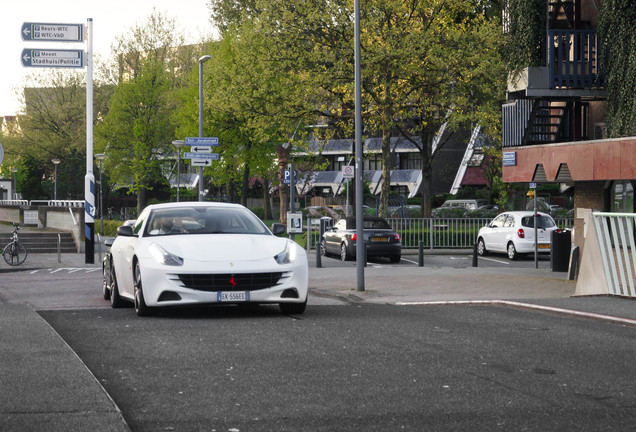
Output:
(190, 145), (212, 153)
(283, 169), (298, 185)
(21, 22), (84, 42)
(191, 159), (213, 166)
(342, 165), (354, 178)
(185, 137), (219, 146)
(21, 48), (84, 68)
(183, 152), (219, 160)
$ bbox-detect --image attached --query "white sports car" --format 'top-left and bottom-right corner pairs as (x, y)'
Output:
(102, 202), (308, 316)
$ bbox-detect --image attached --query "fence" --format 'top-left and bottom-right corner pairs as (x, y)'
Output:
(593, 212), (636, 298)
(306, 216), (574, 251)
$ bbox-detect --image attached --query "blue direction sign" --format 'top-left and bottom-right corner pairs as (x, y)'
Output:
(184, 152), (220, 160)
(21, 22), (84, 42)
(185, 137), (219, 146)
(21, 48), (84, 68)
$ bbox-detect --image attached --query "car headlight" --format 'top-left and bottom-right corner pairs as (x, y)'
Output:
(149, 243), (184, 266)
(274, 241), (297, 264)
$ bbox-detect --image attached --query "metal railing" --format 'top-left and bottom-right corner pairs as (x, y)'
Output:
(306, 217), (574, 251)
(593, 212), (636, 298)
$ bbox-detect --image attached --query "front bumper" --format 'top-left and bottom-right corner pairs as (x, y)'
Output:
(138, 256), (308, 307)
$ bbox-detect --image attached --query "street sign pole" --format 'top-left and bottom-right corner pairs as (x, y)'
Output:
(85, 18), (95, 264)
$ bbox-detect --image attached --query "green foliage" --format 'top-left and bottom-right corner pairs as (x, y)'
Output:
(501, 0), (547, 74)
(599, 0), (636, 137)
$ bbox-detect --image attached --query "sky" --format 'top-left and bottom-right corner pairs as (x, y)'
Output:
(0, 0), (215, 116)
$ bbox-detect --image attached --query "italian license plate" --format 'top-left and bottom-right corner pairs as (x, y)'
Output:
(217, 291), (250, 302)
(538, 244), (550, 249)
(372, 237), (388, 242)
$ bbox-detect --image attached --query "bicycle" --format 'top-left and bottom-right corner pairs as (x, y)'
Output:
(3, 223), (28, 266)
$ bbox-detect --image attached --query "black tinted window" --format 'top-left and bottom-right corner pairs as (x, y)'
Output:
(522, 215), (555, 229)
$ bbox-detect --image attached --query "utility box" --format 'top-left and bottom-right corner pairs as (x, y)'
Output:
(551, 229), (571, 272)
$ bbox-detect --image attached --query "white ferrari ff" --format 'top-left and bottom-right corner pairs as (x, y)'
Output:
(102, 202), (308, 316)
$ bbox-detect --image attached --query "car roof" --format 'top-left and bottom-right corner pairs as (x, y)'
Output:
(145, 202), (243, 211)
(499, 211), (551, 217)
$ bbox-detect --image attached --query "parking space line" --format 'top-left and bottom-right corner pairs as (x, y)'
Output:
(479, 257), (510, 265)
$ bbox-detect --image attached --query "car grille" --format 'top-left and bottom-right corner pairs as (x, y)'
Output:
(173, 272), (288, 292)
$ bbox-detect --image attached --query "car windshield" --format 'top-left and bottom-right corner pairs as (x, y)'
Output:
(145, 207), (269, 236)
(346, 218), (391, 230)
(521, 215), (556, 229)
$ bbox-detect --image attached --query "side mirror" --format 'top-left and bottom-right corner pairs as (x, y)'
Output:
(117, 225), (136, 237)
(271, 223), (286, 236)
(104, 238), (114, 247)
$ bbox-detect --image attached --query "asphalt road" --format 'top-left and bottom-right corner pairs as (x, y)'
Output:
(40, 303), (636, 431)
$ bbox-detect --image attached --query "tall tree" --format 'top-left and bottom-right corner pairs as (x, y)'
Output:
(228, 0), (505, 216)
(97, 10), (195, 212)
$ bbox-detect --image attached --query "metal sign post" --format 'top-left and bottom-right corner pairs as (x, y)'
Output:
(530, 182), (538, 269)
(85, 18), (95, 264)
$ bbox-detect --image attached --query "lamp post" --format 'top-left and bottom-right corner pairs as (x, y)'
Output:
(172, 140), (185, 202)
(198, 54), (211, 202)
(95, 153), (106, 235)
(51, 158), (60, 200)
(11, 168), (18, 200)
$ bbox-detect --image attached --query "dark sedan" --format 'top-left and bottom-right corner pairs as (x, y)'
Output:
(320, 217), (401, 262)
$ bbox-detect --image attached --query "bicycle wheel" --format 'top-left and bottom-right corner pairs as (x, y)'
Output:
(3, 243), (27, 266)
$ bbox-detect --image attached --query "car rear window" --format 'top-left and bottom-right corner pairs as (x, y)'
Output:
(521, 215), (556, 229)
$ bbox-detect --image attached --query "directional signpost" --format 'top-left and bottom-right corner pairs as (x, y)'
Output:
(20, 19), (94, 263)
(21, 22), (84, 42)
(184, 137), (219, 169)
(21, 48), (84, 68)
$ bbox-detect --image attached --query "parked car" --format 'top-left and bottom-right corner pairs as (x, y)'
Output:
(102, 202), (308, 316)
(432, 199), (488, 217)
(476, 211), (558, 260)
(320, 216), (401, 262)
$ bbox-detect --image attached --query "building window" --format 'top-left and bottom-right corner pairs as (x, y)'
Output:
(364, 154), (383, 171)
(612, 181), (634, 213)
(400, 153), (421, 170)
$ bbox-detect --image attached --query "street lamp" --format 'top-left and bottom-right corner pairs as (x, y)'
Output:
(11, 168), (18, 200)
(95, 153), (106, 235)
(198, 54), (211, 202)
(172, 140), (185, 202)
(51, 158), (60, 200)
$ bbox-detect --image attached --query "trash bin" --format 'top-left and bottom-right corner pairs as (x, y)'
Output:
(551, 229), (571, 272)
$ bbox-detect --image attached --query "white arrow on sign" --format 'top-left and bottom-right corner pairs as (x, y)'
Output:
(191, 158), (212, 166)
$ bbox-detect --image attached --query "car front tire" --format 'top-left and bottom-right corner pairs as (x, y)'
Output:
(320, 238), (327, 256)
(507, 242), (519, 261)
(280, 298), (307, 315)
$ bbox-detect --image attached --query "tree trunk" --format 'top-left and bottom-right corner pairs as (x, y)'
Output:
(137, 187), (146, 215)
(262, 177), (273, 220)
(241, 165), (250, 207)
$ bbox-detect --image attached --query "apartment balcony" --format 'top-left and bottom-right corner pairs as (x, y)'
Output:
(508, 30), (606, 99)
